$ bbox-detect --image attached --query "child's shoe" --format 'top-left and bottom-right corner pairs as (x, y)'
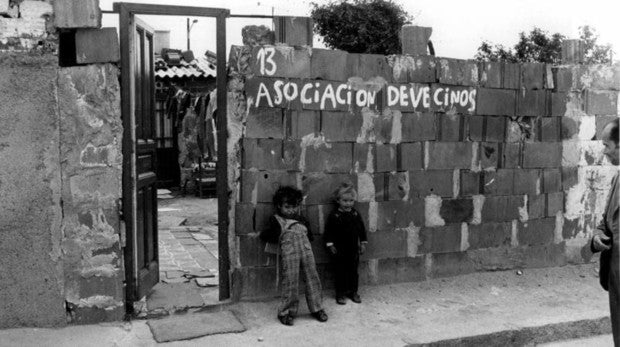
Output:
(278, 314), (294, 326)
(311, 310), (328, 322)
(336, 296), (346, 305)
(349, 292), (362, 303)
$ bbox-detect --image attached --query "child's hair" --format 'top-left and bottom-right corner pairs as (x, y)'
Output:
(333, 182), (357, 201)
(273, 185), (303, 206)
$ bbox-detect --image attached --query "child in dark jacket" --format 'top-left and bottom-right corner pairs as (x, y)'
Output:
(259, 186), (328, 326)
(324, 183), (368, 304)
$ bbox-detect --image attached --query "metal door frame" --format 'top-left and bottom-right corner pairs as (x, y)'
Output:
(114, 2), (230, 312)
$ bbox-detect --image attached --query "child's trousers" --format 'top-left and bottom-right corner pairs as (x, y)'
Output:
(334, 253), (359, 297)
(278, 228), (323, 317)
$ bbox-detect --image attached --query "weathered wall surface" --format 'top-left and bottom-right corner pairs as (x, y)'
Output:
(0, 54), (65, 328)
(228, 44), (620, 298)
(0, 0), (124, 327)
(57, 64), (124, 324)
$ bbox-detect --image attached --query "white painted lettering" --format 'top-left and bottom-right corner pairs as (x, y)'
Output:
(399, 85), (409, 107)
(336, 84), (347, 104)
(283, 82), (298, 101)
(433, 87), (443, 106)
(300, 83), (313, 104)
(321, 84), (337, 109)
(356, 90), (367, 107)
(387, 85), (399, 107)
(273, 80), (284, 105)
(256, 82), (273, 107)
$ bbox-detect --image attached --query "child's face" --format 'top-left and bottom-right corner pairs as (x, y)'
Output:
(337, 193), (356, 211)
(278, 202), (299, 218)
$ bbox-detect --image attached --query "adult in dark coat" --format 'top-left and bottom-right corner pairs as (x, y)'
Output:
(591, 118), (619, 345)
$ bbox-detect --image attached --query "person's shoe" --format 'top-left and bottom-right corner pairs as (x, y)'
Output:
(278, 314), (294, 326)
(336, 296), (346, 305)
(312, 310), (328, 322)
(349, 292), (362, 303)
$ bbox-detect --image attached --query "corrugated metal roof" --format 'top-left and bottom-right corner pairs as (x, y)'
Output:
(155, 55), (216, 79)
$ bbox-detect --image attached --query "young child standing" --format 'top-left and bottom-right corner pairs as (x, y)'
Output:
(324, 183), (368, 305)
(260, 186), (328, 326)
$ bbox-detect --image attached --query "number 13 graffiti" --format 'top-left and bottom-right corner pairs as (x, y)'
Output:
(256, 47), (277, 76)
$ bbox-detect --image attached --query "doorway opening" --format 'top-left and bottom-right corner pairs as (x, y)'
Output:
(109, 3), (230, 318)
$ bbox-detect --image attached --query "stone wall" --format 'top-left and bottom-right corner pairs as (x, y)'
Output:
(0, 0), (124, 327)
(228, 44), (620, 299)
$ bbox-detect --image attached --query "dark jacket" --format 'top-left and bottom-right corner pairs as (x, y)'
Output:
(590, 173), (618, 291)
(324, 208), (367, 255)
(259, 214), (314, 244)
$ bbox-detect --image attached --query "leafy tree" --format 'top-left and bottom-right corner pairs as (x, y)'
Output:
(310, 0), (412, 55)
(476, 26), (613, 64)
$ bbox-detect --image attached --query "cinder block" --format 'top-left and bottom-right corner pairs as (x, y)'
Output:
(501, 142), (521, 168)
(242, 138), (282, 170)
(437, 58), (478, 86)
(468, 222), (512, 249)
(235, 203), (255, 235)
(560, 116), (579, 141)
(251, 45), (311, 78)
(309, 237), (330, 264)
(426, 142), (472, 169)
(467, 116), (484, 141)
(304, 204), (335, 235)
(419, 225), (462, 254)
(483, 169), (513, 196)
(479, 143), (499, 170)
(485, 116), (506, 142)
(353, 143), (375, 173)
(321, 111), (362, 142)
(550, 92), (568, 117)
(513, 169), (540, 195)
(502, 63), (520, 89)
(552, 67), (573, 92)
(518, 218), (555, 246)
(439, 198), (473, 223)
(348, 53), (393, 82)
(300, 80), (351, 112)
(410, 170), (453, 198)
(398, 142), (423, 171)
(476, 88), (516, 116)
(274, 16), (313, 46)
(546, 191), (564, 216)
(528, 194), (545, 219)
(302, 173), (355, 204)
(520, 62), (545, 90)
(376, 200), (416, 230)
(400, 25), (432, 55)
(482, 195), (522, 222)
(522, 142), (562, 168)
(386, 172), (409, 201)
(561, 167), (578, 190)
(240, 170), (297, 203)
(54, 0), (101, 28)
(364, 229), (407, 259)
(304, 142), (353, 173)
(401, 112), (436, 141)
(310, 48), (348, 81)
(255, 203), (276, 232)
(596, 115), (618, 140)
(542, 168), (561, 193)
(438, 113), (462, 141)
(517, 90), (547, 116)
(285, 109), (319, 139)
(460, 170), (480, 196)
(239, 235), (262, 266)
(246, 108), (284, 139)
(390, 55), (437, 83)
(375, 144), (397, 172)
(282, 140), (301, 171)
(377, 257), (426, 284)
(479, 61), (502, 88)
(585, 90), (618, 115)
(561, 39), (585, 64)
(374, 111), (395, 143)
(233, 266), (277, 298)
(429, 252), (475, 279)
(66, 28), (119, 64)
(540, 117), (560, 142)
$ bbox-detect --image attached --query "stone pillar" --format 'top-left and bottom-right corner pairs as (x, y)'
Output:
(400, 25), (432, 55)
(561, 39), (585, 64)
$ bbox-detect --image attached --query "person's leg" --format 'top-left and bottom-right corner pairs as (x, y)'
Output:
(278, 242), (301, 320)
(609, 265), (619, 345)
(301, 241), (323, 314)
(334, 255), (347, 301)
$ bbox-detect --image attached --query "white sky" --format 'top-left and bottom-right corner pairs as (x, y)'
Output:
(100, 0), (620, 61)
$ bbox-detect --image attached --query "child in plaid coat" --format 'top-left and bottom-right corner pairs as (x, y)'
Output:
(260, 186), (328, 326)
(325, 183), (368, 304)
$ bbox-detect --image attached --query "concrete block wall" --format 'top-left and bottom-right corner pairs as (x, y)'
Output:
(1, 0), (123, 327)
(228, 44), (620, 299)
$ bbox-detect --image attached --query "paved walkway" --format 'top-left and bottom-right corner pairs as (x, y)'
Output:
(0, 263), (614, 346)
